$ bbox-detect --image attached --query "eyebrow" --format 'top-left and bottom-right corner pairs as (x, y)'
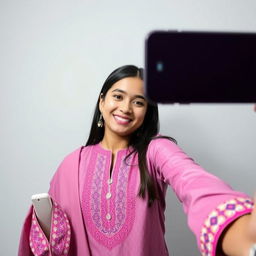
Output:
(111, 89), (146, 100)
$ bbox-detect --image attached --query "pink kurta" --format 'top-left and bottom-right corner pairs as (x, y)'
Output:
(18, 138), (253, 256)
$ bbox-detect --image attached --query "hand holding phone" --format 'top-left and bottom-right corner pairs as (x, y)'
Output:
(31, 193), (52, 239)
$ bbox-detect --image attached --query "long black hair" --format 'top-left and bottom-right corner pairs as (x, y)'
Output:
(86, 65), (176, 206)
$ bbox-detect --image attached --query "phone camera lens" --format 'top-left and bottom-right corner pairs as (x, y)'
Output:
(156, 61), (164, 72)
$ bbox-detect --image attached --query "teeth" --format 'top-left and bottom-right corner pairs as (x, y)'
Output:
(114, 116), (130, 122)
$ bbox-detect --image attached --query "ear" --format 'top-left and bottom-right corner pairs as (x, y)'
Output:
(98, 93), (104, 113)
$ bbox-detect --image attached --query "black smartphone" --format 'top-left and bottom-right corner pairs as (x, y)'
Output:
(145, 31), (256, 103)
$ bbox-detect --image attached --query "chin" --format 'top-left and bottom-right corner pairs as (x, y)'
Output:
(113, 129), (134, 138)
(109, 124), (141, 138)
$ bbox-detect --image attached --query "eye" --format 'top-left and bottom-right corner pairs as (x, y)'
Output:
(133, 100), (145, 107)
(113, 94), (123, 100)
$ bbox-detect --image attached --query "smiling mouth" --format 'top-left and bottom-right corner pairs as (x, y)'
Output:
(113, 115), (132, 124)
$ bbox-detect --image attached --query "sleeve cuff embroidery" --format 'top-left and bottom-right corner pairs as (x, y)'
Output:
(200, 197), (253, 256)
(29, 201), (71, 256)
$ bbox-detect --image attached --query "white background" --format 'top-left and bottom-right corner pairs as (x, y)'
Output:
(1, 0), (256, 255)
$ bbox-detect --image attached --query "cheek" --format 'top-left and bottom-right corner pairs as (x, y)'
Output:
(136, 109), (147, 123)
(108, 101), (117, 108)
(102, 100), (116, 113)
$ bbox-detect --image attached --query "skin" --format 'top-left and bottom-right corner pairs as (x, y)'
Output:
(99, 76), (148, 153)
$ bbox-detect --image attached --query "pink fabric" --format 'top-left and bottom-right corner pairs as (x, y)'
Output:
(29, 202), (71, 256)
(19, 206), (34, 256)
(81, 147), (136, 250)
(19, 147), (91, 256)
(18, 138), (253, 256)
(200, 197), (253, 256)
(29, 208), (50, 255)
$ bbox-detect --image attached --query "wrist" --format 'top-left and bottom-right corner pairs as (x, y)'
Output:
(222, 214), (252, 256)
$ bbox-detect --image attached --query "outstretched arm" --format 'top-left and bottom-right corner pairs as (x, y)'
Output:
(147, 138), (254, 256)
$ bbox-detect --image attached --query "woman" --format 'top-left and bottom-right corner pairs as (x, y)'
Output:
(19, 65), (256, 256)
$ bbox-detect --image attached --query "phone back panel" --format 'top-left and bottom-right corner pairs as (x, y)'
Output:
(145, 31), (256, 103)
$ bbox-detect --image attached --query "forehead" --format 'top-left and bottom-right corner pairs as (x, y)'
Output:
(110, 77), (144, 95)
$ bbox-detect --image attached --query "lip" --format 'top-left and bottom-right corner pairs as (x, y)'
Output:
(113, 114), (132, 125)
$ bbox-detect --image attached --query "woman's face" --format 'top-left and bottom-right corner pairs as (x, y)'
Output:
(99, 77), (148, 139)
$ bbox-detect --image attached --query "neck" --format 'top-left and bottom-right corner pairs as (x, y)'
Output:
(101, 132), (130, 153)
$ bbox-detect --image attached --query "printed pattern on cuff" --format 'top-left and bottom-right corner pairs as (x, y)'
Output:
(50, 201), (71, 255)
(29, 201), (71, 256)
(30, 209), (50, 256)
(200, 197), (253, 256)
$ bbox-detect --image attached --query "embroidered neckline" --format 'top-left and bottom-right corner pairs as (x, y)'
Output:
(81, 146), (137, 249)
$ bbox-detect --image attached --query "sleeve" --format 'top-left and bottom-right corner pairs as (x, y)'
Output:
(147, 138), (254, 256)
(29, 200), (71, 256)
(18, 206), (34, 256)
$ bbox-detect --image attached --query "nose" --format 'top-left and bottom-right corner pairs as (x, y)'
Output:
(120, 100), (132, 114)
